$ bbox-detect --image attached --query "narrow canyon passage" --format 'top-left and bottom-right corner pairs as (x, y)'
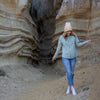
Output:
(30, 0), (63, 64)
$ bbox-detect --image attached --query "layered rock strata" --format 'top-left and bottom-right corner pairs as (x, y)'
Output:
(0, 0), (39, 65)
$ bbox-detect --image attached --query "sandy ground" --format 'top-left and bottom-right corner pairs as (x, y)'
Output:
(0, 63), (100, 100)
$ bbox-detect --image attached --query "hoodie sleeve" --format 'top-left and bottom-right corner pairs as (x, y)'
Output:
(74, 33), (89, 47)
(52, 36), (62, 59)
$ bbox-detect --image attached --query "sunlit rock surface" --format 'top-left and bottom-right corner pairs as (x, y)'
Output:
(0, 0), (39, 65)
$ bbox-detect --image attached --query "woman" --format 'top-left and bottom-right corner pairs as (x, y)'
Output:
(52, 22), (91, 95)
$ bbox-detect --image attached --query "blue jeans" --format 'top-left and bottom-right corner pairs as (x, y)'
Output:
(62, 57), (76, 86)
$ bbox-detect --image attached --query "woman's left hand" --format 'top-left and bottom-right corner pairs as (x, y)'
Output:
(88, 40), (92, 44)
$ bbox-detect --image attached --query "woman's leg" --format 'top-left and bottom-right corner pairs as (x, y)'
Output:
(70, 57), (77, 95)
(62, 57), (73, 86)
(70, 57), (76, 86)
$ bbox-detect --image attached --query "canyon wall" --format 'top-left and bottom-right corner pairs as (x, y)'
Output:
(52, 0), (100, 69)
(0, 0), (39, 66)
(0, 0), (100, 68)
(0, 0), (63, 66)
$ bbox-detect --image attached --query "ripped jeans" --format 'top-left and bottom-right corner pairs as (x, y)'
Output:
(62, 57), (76, 86)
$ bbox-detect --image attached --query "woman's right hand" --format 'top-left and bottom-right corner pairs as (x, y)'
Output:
(88, 40), (92, 44)
(52, 58), (56, 61)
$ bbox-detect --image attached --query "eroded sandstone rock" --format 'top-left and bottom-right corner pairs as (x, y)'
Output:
(0, 0), (39, 65)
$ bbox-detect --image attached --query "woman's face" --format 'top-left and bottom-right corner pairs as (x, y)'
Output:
(66, 30), (72, 36)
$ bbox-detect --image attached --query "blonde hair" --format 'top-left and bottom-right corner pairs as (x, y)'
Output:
(62, 31), (75, 40)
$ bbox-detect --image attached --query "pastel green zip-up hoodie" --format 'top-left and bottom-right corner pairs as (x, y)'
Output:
(52, 32), (89, 59)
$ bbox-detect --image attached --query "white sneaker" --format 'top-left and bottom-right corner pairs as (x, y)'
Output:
(71, 87), (77, 95)
(66, 86), (71, 94)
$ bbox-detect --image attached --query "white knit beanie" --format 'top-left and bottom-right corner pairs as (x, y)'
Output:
(64, 22), (72, 32)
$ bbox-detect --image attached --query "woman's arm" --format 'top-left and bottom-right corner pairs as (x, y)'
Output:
(52, 36), (62, 59)
(75, 33), (89, 47)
